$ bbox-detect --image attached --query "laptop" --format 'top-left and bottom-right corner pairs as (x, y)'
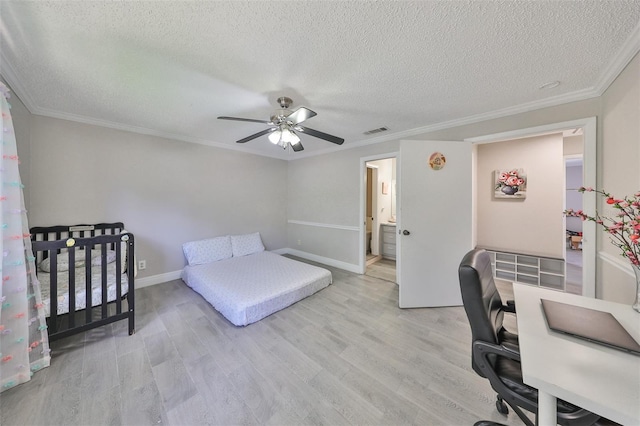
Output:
(541, 299), (640, 356)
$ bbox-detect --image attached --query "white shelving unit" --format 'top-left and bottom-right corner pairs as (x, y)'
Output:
(486, 250), (565, 291)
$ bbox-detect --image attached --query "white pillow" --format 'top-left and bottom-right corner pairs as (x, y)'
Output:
(39, 252), (85, 272)
(90, 249), (117, 267)
(39, 248), (118, 272)
(230, 232), (265, 257)
(183, 235), (232, 266)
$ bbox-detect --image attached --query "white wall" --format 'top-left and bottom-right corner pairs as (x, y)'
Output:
(367, 157), (394, 255)
(476, 133), (565, 258)
(370, 158), (393, 225)
(598, 51), (640, 302)
(563, 134), (583, 156)
(26, 116), (288, 278)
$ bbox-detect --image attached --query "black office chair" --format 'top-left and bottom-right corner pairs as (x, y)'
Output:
(458, 248), (602, 426)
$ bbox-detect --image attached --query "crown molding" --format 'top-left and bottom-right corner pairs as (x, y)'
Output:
(30, 105), (289, 161)
(594, 21), (640, 96)
(0, 52), (38, 113)
(288, 86), (601, 160)
(3, 21), (638, 162)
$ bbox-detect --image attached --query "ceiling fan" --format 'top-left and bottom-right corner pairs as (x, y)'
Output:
(218, 97), (344, 152)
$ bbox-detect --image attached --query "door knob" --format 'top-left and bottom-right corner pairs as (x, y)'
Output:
(402, 230), (410, 235)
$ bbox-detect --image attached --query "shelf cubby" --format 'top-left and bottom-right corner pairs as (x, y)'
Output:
(484, 248), (566, 291)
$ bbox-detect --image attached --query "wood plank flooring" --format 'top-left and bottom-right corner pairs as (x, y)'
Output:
(365, 258), (397, 283)
(1, 258), (526, 426)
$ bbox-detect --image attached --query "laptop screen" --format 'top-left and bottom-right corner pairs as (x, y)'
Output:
(541, 299), (640, 356)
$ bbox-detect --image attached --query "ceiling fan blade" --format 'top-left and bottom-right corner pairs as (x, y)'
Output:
(296, 126), (344, 145)
(218, 116), (272, 124)
(286, 107), (317, 126)
(236, 128), (276, 144)
(291, 141), (304, 152)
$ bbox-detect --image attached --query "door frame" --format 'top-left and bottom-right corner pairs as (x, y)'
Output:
(467, 117), (596, 297)
(359, 152), (399, 274)
(365, 163), (379, 256)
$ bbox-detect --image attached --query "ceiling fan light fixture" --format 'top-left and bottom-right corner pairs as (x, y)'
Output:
(281, 128), (300, 145)
(268, 130), (281, 144)
(219, 96), (343, 152)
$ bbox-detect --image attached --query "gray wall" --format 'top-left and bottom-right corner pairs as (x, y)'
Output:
(286, 101), (601, 267)
(26, 116), (288, 278)
(286, 52), (640, 302)
(287, 141), (399, 266)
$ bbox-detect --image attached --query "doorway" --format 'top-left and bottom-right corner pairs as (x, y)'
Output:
(565, 153), (584, 294)
(467, 117), (596, 297)
(361, 155), (397, 283)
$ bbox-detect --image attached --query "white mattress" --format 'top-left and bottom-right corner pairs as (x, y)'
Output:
(181, 251), (332, 326)
(37, 263), (129, 317)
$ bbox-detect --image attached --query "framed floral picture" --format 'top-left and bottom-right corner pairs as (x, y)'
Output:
(495, 169), (527, 199)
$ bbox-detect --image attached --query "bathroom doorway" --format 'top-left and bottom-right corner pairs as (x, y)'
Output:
(364, 157), (397, 283)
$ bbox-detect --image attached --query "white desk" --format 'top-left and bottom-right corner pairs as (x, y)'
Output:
(513, 283), (640, 426)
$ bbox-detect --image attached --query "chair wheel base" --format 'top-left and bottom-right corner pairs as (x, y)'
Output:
(496, 397), (509, 415)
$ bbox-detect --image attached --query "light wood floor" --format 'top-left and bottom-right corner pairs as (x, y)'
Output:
(1, 258), (525, 426)
(565, 248), (583, 295)
(365, 258), (397, 283)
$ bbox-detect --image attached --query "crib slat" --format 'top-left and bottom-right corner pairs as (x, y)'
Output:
(49, 251), (58, 335)
(68, 247), (76, 329)
(101, 243), (108, 319)
(85, 247), (92, 325)
(115, 241), (122, 315)
(126, 235), (135, 336)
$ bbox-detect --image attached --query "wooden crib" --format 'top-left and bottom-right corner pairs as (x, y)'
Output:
(30, 222), (135, 341)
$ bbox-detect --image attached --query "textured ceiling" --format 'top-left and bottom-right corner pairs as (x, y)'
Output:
(1, 1), (639, 160)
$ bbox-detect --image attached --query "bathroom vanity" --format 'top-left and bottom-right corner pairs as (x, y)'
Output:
(381, 223), (396, 259)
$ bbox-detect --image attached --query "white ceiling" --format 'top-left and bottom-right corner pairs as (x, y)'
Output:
(1, 1), (639, 160)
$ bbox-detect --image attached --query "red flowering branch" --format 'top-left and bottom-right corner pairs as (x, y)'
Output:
(564, 187), (640, 266)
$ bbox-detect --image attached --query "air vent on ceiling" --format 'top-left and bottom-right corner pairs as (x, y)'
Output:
(363, 127), (389, 135)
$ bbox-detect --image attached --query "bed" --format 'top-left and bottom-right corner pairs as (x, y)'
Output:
(30, 223), (135, 341)
(181, 233), (332, 326)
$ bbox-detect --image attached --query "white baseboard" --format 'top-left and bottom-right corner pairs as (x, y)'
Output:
(133, 249), (361, 289)
(135, 270), (182, 288)
(277, 248), (361, 273)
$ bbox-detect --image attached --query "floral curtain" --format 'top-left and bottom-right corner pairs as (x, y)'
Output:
(0, 82), (50, 393)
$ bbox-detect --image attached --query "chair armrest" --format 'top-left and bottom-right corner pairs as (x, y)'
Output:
(473, 340), (520, 364)
(501, 339), (519, 354)
(503, 299), (516, 314)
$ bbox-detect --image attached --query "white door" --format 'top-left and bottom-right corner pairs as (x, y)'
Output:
(398, 140), (473, 308)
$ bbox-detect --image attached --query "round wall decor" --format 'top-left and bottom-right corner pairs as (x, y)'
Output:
(428, 152), (446, 170)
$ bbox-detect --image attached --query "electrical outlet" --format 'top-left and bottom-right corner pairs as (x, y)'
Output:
(297, 239), (301, 246)
(138, 260), (146, 270)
